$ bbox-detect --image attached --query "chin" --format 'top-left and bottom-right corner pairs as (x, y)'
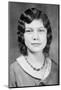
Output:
(29, 48), (43, 53)
(27, 45), (46, 53)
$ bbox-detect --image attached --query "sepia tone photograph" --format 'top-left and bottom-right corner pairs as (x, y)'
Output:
(8, 1), (60, 88)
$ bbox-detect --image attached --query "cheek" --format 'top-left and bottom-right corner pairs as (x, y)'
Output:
(24, 34), (31, 45)
(39, 33), (47, 41)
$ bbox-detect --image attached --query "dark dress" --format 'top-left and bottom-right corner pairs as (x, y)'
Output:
(9, 56), (59, 87)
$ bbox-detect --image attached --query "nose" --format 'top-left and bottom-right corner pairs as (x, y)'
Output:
(32, 31), (39, 40)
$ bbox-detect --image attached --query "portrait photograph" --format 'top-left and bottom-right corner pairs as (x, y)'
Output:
(8, 1), (60, 88)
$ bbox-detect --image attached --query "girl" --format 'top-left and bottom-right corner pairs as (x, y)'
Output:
(9, 8), (58, 87)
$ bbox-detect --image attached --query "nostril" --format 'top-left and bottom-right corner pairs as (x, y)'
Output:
(33, 37), (38, 40)
(33, 38), (35, 40)
(32, 33), (39, 40)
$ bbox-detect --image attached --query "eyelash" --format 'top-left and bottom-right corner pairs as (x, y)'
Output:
(25, 29), (45, 33)
(25, 30), (33, 32)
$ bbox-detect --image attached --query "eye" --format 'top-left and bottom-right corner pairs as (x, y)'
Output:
(26, 30), (31, 32)
(38, 29), (45, 32)
(25, 29), (33, 33)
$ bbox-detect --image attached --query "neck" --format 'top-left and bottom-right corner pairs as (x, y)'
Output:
(25, 50), (45, 68)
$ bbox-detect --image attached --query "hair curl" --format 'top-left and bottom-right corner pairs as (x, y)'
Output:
(17, 8), (52, 57)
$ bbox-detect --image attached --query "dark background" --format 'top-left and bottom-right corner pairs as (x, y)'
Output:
(8, 2), (59, 65)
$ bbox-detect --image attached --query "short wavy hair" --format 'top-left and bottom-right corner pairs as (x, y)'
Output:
(17, 8), (52, 57)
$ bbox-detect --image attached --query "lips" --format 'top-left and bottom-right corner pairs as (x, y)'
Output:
(31, 43), (41, 46)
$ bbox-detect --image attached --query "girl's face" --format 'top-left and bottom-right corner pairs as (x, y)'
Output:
(24, 19), (47, 53)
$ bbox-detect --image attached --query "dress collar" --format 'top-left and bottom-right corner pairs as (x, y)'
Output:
(16, 55), (52, 80)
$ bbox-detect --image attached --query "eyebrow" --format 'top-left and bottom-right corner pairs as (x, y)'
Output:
(39, 27), (46, 29)
(25, 27), (46, 30)
(25, 27), (33, 30)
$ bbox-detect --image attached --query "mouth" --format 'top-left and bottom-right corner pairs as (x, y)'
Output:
(31, 43), (41, 46)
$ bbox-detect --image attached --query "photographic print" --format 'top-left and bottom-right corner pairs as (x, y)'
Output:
(8, 1), (60, 88)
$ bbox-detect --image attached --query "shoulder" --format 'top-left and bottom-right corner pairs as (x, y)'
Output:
(45, 58), (59, 85)
(10, 64), (19, 72)
(10, 61), (18, 70)
(51, 59), (58, 73)
(10, 56), (23, 73)
(9, 57), (24, 87)
(10, 61), (19, 76)
(50, 59), (59, 84)
(10, 55), (22, 68)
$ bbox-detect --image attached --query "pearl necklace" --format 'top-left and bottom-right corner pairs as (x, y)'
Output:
(25, 57), (45, 71)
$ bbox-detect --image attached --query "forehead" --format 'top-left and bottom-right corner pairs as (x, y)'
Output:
(25, 19), (44, 28)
